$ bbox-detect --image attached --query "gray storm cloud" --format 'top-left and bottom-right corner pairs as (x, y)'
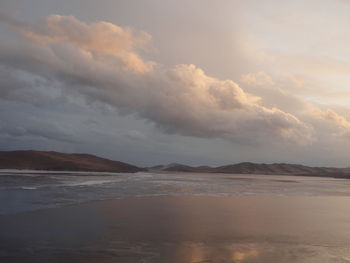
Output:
(0, 14), (314, 145)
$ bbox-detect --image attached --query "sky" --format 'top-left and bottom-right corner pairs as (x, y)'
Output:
(1, 0), (350, 167)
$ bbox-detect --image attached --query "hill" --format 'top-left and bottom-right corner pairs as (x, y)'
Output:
(150, 162), (350, 178)
(0, 150), (144, 173)
(2, 150), (350, 178)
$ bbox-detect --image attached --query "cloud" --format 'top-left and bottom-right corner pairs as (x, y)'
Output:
(0, 102), (79, 144)
(310, 108), (350, 139)
(306, 107), (350, 144)
(3, 14), (154, 74)
(241, 71), (274, 87)
(0, 118), (76, 143)
(312, 108), (350, 129)
(0, 14), (314, 145)
(138, 64), (313, 144)
(239, 71), (312, 116)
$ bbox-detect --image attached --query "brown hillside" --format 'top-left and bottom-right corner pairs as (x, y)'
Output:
(0, 150), (143, 173)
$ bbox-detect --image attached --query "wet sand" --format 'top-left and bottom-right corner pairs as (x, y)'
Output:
(1, 195), (350, 262)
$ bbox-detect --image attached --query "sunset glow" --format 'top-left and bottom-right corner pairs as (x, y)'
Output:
(1, 0), (350, 166)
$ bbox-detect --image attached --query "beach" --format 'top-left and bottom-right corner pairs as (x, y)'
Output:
(1, 193), (350, 262)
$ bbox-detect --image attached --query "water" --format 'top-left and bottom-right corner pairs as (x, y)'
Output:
(2, 171), (350, 262)
(1, 170), (350, 214)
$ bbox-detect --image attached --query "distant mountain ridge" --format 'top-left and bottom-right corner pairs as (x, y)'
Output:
(2, 150), (350, 178)
(0, 150), (144, 173)
(149, 162), (350, 178)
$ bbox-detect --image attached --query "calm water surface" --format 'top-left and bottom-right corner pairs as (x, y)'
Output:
(1, 171), (350, 214)
(1, 171), (350, 262)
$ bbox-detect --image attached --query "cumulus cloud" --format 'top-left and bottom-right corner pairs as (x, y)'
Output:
(138, 64), (314, 144)
(313, 108), (350, 129)
(239, 71), (312, 116)
(311, 108), (350, 139)
(0, 14), (314, 145)
(3, 14), (154, 74)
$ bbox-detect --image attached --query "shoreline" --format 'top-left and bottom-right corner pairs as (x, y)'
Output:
(1, 169), (350, 180)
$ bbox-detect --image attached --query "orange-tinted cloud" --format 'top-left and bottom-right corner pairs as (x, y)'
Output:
(0, 14), (314, 145)
(16, 15), (155, 74)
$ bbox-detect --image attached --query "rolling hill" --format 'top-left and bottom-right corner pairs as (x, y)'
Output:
(2, 150), (350, 178)
(149, 162), (350, 178)
(0, 150), (144, 173)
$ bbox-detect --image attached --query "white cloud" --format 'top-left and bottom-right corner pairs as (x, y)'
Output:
(310, 108), (350, 139)
(7, 14), (155, 74)
(0, 14), (316, 145)
(312, 108), (350, 129)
